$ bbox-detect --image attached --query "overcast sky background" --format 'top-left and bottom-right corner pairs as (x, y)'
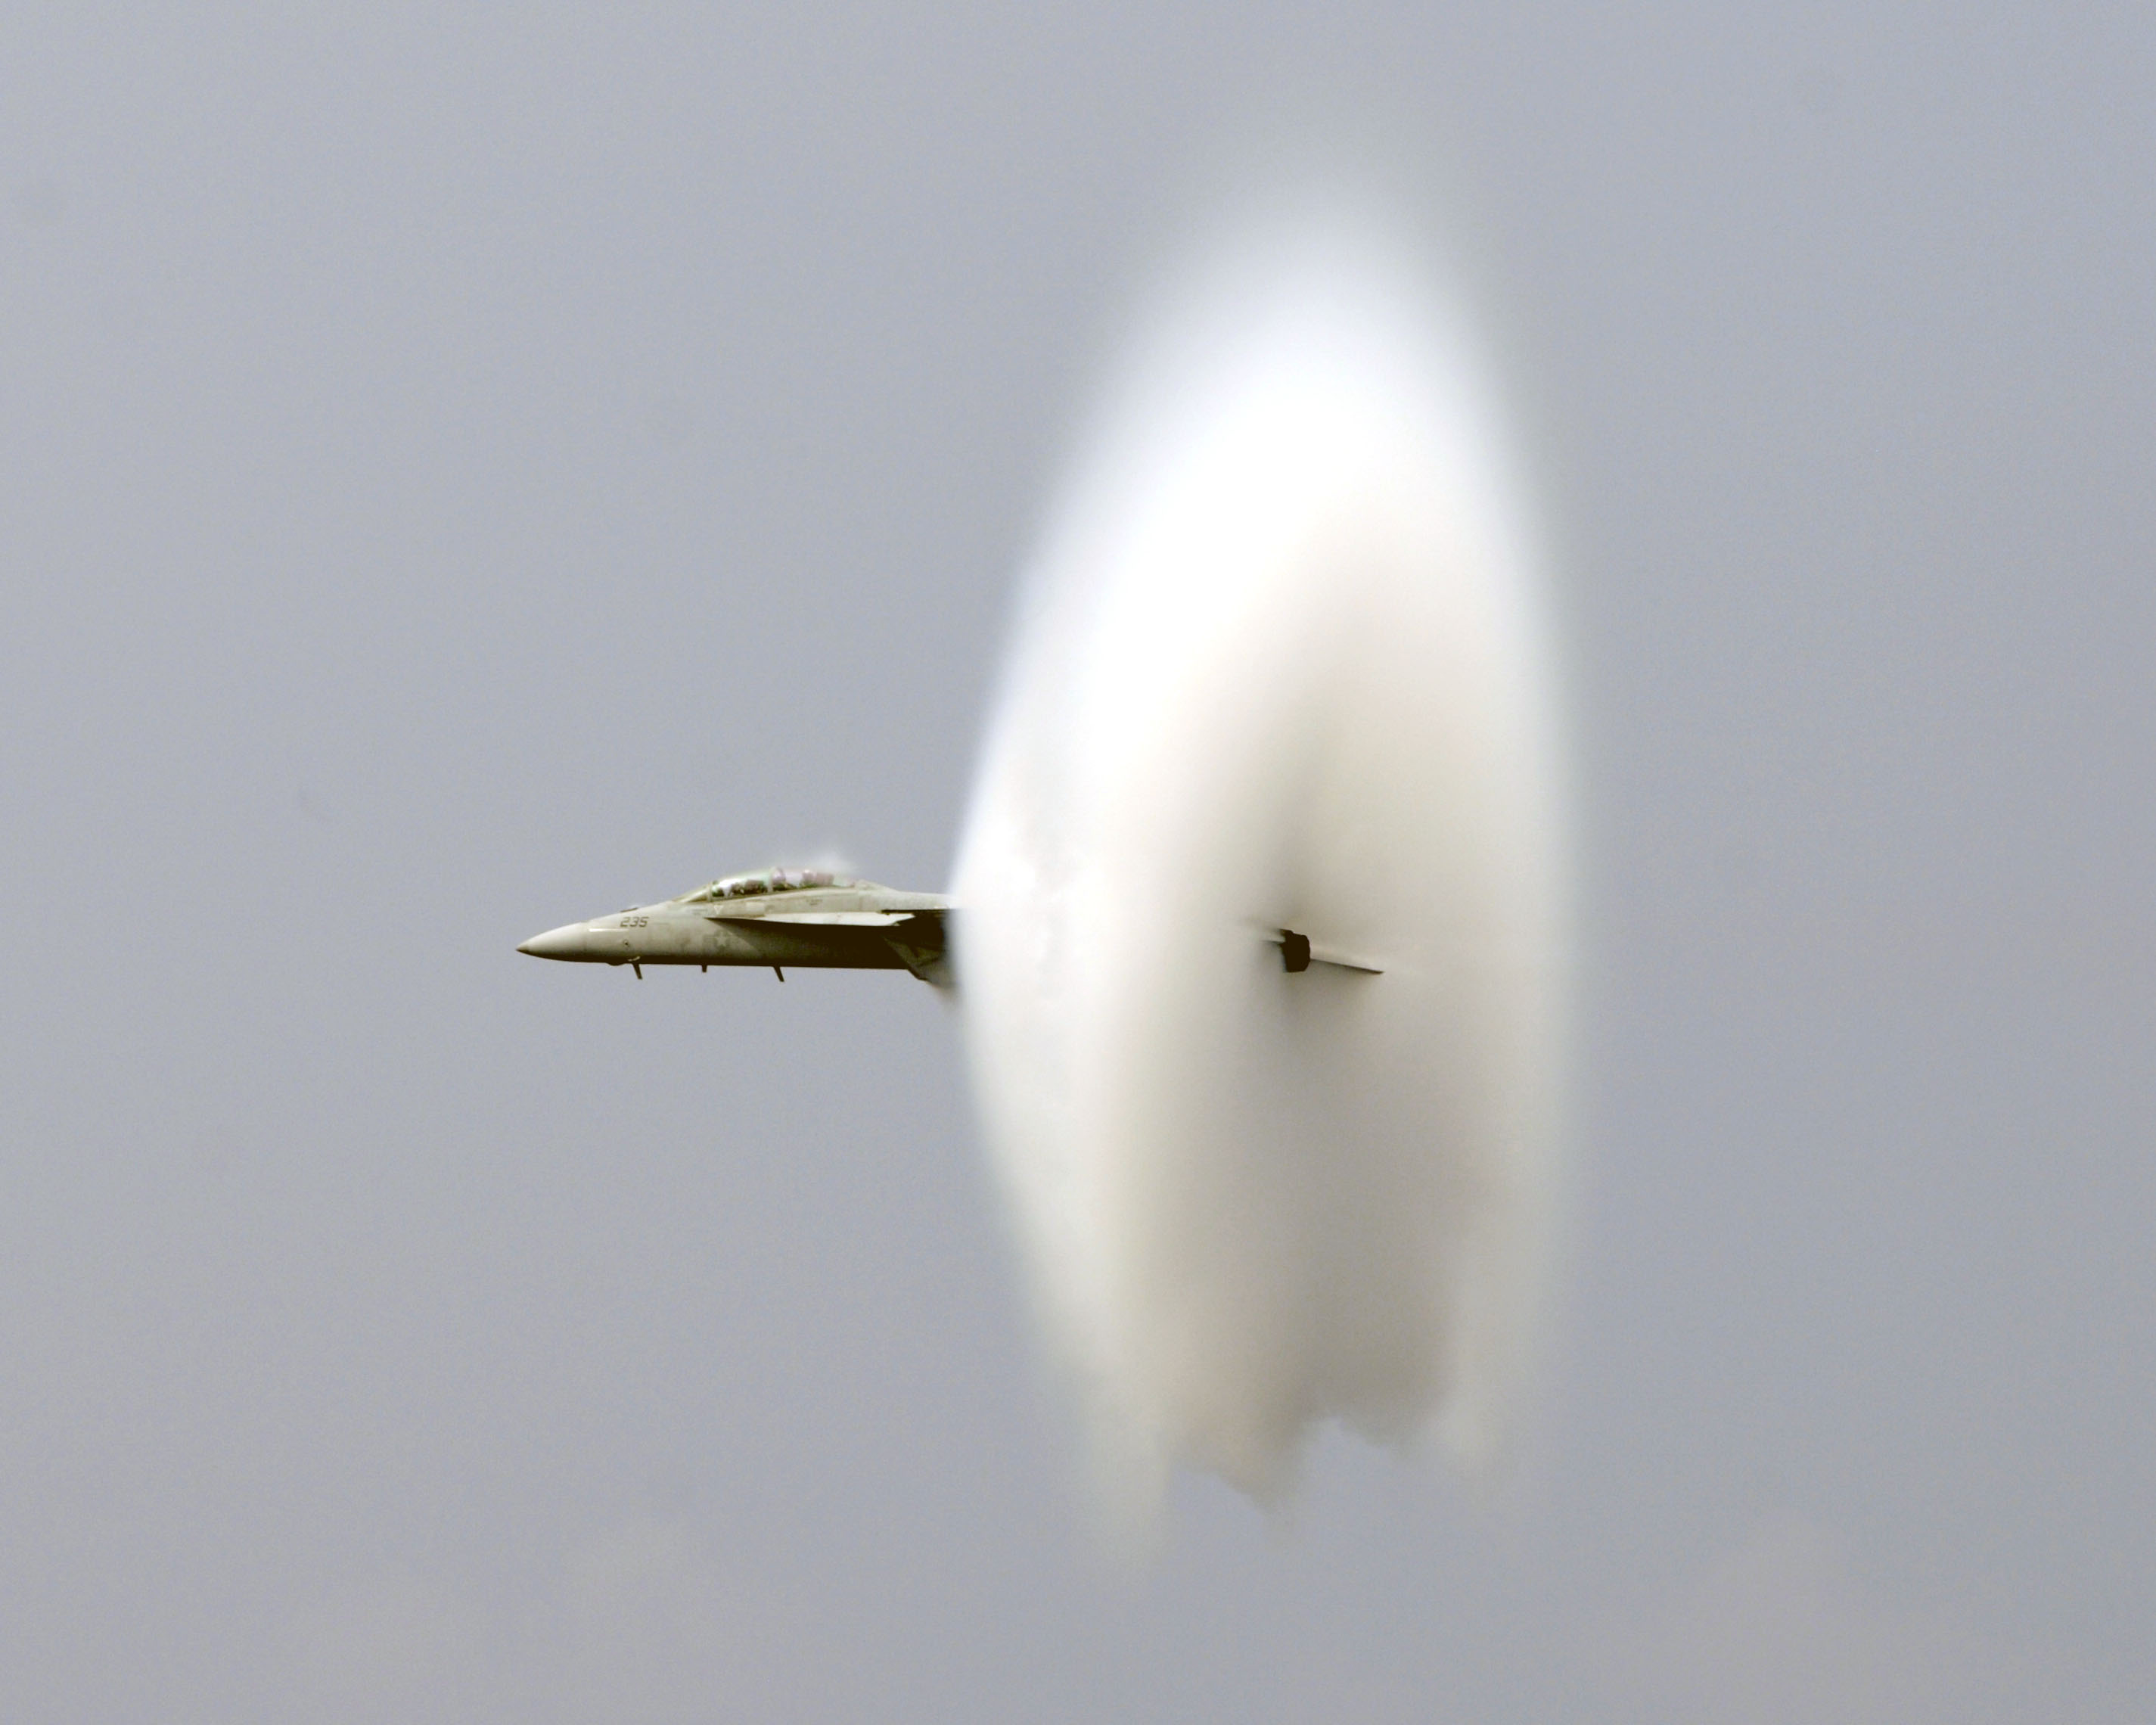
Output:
(2, 5), (2151, 1720)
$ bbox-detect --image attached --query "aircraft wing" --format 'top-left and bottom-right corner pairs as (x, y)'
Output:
(707, 910), (918, 927)
(697, 905), (952, 986)
(702, 906), (949, 954)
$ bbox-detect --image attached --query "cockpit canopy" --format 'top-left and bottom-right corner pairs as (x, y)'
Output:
(676, 868), (860, 903)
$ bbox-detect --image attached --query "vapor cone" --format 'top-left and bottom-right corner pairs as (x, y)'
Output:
(955, 215), (1566, 1518)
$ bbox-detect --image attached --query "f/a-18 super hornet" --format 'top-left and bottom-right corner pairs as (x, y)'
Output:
(517, 869), (954, 986)
(517, 864), (1379, 988)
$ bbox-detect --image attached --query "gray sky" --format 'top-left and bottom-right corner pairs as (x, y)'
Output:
(3, 5), (2150, 1720)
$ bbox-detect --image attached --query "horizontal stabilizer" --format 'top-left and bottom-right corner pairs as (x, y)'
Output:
(1269, 927), (1383, 974)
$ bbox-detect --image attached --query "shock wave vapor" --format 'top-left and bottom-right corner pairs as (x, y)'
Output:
(952, 211), (1568, 1516)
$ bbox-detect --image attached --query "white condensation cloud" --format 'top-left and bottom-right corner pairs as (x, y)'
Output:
(953, 206), (1570, 1523)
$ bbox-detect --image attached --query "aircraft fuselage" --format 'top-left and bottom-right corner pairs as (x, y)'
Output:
(518, 872), (952, 984)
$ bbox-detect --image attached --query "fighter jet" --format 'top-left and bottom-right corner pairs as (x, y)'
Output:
(517, 869), (954, 985)
(517, 863), (1379, 988)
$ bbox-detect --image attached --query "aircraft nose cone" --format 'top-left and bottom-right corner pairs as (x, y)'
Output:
(517, 922), (589, 959)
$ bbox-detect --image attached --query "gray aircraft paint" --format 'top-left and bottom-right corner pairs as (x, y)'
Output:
(520, 871), (955, 983)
